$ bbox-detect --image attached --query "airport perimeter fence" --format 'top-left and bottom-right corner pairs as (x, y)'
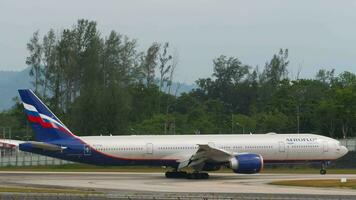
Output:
(0, 149), (73, 167)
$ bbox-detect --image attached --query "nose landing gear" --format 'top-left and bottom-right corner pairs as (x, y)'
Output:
(320, 161), (330, 175)
(320, 169), (326, 175)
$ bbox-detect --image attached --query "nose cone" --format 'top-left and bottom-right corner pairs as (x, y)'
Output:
(341, 145), (349, 156)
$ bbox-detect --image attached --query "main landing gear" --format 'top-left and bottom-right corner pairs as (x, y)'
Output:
(320, 161), (330, 175)
(165, 171), (209, 179)
(165, 171), (187, 178)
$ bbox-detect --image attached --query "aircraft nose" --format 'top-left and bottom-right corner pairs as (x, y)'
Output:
(341, 145), (349, 156)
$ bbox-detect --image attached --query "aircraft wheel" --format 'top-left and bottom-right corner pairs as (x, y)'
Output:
(165, 171), (173, 178)
(165, 171), (187, 178)
(187, 173), (197, 179)
(320, 161), (329, 175)
(187, 172), (209, 179)
(201, 172), (209, 179)
(176, 171), (187, 178)
(320, 169), (327, 175)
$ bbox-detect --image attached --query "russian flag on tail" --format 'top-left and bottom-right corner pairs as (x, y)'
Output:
(18, 89), (76, 142)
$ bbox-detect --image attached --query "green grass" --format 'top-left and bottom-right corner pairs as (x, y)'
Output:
(270, 179), (356, 189)
(0, 186), (100, 194)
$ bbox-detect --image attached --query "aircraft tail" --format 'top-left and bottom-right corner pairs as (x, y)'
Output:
(18, 89), (77, 142)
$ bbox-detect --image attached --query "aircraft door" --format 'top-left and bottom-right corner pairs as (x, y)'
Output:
(279, 141), (285, 152)
(323, 141), (328, 152)
(146, 143), (153, 154)
(278, 141), (288, 159)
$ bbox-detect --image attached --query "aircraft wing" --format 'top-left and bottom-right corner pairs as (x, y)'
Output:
(178, 144), (233, 171)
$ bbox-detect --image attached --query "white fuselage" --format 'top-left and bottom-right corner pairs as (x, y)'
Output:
(81, 133), (348, 163)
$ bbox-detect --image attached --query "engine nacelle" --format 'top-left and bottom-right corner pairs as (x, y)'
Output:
(229, 153), (263, 174)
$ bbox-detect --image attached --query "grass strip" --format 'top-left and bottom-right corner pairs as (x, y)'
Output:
(0, 186), (100, 194)
(270, 179), (356, 189)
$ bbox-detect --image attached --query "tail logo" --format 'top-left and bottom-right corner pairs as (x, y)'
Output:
(23, 102), (72, 135)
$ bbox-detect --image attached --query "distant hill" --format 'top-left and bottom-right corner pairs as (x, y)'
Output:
(0, 68), (195, 111)
(0, 68), (32, 111)
(163, 81), (197, 96)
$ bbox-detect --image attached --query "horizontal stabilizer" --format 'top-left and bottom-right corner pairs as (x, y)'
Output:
(24, 141), (67, 151)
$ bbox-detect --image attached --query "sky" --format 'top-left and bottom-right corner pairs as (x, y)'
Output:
(1, 0), (356, 83)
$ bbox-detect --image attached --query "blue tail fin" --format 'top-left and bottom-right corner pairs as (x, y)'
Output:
(18, 89), (76, 142)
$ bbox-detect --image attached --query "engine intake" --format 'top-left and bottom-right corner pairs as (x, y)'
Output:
(229, 153), (263, 174)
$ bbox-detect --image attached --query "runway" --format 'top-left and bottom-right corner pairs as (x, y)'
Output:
(0, 171), (356, 199)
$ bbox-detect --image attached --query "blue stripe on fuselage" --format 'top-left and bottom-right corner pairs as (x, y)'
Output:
(19, 142), (179, 167)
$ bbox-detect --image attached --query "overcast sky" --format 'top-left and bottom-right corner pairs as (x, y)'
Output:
(1, 0), (356, 83)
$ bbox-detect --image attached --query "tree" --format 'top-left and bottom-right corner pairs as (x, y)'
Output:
(159, 42), (173, 92)
(195, 55), (251, 114)
(261, 48), (289, 86)
(255, 112), (290, 133)
(26, 31), (43, 93)
(18, 19), (356, 139)
(233, 114), (256, 134)
(71, 20), (102, 135)
(334, 87), (356, 138)
(42, 29), (57, 99)
(141, 43), (160, 87)
(256, 49), (290, 114)
(158, 42), (172, 113)
(213, 55), (249, 85)
(316, 99), (338, 137)
(316, 69), (335, 85)
(98, 30), (132, 134)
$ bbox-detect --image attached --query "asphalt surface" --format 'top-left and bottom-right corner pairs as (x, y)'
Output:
(0, 171), (356, 199)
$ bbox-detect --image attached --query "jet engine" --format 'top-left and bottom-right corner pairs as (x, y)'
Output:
(229, 153), (263, 174)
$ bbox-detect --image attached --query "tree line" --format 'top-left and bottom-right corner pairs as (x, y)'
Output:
(1, 19), (355, 139)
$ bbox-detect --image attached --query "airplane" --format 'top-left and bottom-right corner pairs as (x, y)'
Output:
(6, 89), (349, 179)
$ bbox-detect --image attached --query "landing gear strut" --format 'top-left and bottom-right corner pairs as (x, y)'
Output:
(165, 171), (209, 179)
(320, 161), (330, 175)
